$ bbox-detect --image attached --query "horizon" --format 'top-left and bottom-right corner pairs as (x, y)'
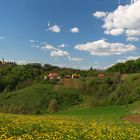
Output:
(0, 0), (140, 70)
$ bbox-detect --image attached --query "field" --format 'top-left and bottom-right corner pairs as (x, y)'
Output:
(0, 106), (140, 140)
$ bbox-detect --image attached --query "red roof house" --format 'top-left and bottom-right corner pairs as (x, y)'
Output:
(48, 72), (58, 80)
(98, 73), (105, 78)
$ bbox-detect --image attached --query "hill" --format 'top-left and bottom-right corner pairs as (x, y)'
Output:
(0, 83), (82, 114)
(0, 59), (140, 115)
(107, 58), (140, 73)
(0, 61), (99, 93)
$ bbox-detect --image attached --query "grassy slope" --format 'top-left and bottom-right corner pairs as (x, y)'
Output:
(0, 84), (51, 114)
(50, 105), (129, 124)
(0, 83), (81, 114)
(0, 105), (129, 125)
(0, 73), (139, 123)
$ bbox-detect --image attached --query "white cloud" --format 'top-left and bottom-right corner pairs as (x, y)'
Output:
(74, 39), (136, 56)
(30, 40), (69, 57)
(47, 22), (61, 33)
(70, 27), (79, 33)
(58, 44), (68, 48)
(126, 37), (139, 42)
(68, 56), (83, 62)
(125, 29), (140, 37)
(41, 44), (58, 51)
(50, 50), (69, 57)
(15, 60), (29, 65)
(117, 56), (140, 63)
(41, 44), (69, 57)
(94, 0), (140, 40)
(104, 28), (124, 36)
(93, 11), (108, 18)
(29, 40), (36, 43)
(5, 59), (42, 65)
(29, 40), (40, 48)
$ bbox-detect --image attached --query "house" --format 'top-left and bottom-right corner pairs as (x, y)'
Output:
(48, 72), (58, 80)
(72, 73), (80, 79)
(65, 75), (71, 78)
(98, 73), (105, 78)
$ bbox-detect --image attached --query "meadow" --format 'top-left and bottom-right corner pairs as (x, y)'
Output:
(0, 106), (140, 140)
(0, 61), (140, 139)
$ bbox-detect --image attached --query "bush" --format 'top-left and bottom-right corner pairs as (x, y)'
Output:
(47, 99), (59, 112)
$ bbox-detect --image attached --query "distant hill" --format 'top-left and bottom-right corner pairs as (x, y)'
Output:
(0, 61), (99, 93)
(107, 58), (140, 73)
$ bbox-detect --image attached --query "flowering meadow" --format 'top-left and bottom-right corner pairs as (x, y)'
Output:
(0, 114), (140, 140)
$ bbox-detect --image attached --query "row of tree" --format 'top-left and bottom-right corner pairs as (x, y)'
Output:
(107, 58), (140, 73)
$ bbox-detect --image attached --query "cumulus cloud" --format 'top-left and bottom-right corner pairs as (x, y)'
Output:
(70, 27), (79, 33)
(47, 22), (61, 33)
(126, 37), (139, 42)
(50, 50), (69, 57)
(29, 40), (40, 48)
(41, 44), (58, 51)
(104, 28), (124, 36)
(68, 56), (83, 62)
(41, 44), (69, 57)
(30, 39), (69, 57)
(58, 44), (68, 48)
(74, 39), (136, 56)
(125, 29), (140, 37)
(94, 0), (140, 41)
(93, 11), (108, 18)
(117, 56), (140, 63)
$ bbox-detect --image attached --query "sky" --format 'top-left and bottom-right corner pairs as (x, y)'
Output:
(0, 0), (140, 69)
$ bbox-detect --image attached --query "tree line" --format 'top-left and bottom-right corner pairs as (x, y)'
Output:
(107, 58), (140, 73)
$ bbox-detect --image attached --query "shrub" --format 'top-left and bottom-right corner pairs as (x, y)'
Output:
(47, 99), (59, 112)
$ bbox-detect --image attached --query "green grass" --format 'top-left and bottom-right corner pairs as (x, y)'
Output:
(129, 101), (140, 114)
(50, 105), (129, 124)
(0, 83), (81, 114)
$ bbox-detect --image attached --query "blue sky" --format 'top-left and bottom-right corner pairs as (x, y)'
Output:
(0, 0), (139, 69)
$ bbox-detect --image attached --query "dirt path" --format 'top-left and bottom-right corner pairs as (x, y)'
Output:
(124, 115), (140, 124)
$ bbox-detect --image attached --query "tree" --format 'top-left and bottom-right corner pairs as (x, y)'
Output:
(47, 99), (59, 112)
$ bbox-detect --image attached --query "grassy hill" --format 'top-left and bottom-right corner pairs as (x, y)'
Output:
(0, 60), (140, 116)
(0, 83), (82, 114)
(0, 72), (140, 115)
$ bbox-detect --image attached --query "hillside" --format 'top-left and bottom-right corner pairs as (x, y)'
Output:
(107, 58), (140, 73)
(0, 59), (140, 115)
(0, 83), (82, 114)
(0, 72), (140, 114)
(0, 61), (98, 93)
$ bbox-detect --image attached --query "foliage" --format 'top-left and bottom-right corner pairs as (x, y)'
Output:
(107, 58), (140, 73)
(47, 99), (59, 112)
(0, 63), (44, 92)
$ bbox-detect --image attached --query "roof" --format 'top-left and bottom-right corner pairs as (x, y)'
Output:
(48, 73), (58, 77)
(72, 74), (80, 76)
(98, 73), (105, 77)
